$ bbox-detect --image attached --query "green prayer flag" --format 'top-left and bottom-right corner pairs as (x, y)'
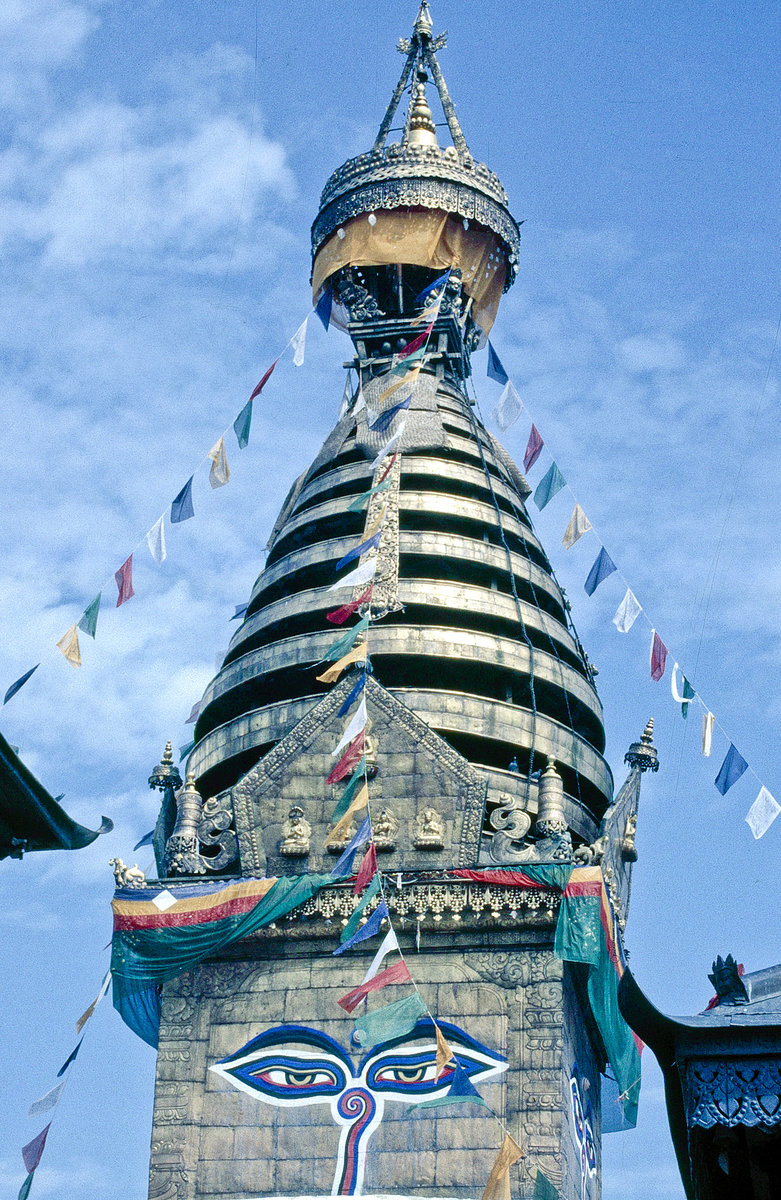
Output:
(352, 992), (426, 1049)
(340, 874), (381, 943)
(322, 616), (371, 663)
(682, 677), (695, 719)
(533, 1169), (559, 1200)
(347, 477), (392, 512)
(330, 762), (367, 823)
(179, 740), (195, 762)
(233, 398), (253, 449)
(18, 1174), (34, 1200)
(78, 593), (101, 639)
(533, 462), (566, 510)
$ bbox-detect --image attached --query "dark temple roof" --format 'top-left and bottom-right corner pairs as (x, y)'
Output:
(0, 729), (112, 860)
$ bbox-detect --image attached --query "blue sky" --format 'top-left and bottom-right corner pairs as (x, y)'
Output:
(1, 1), (779, 1197)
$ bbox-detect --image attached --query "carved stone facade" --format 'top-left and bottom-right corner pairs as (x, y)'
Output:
(149, 931), (602, 1200)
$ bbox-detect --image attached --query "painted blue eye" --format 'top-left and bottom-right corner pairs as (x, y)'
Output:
(229, 1053), (346, 1101)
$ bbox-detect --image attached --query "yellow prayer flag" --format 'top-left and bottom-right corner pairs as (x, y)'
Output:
(76, 999), (97, 1033)
(376, 364), (420, 405)
(56, 624), (82, 668)
(364, 505), (387, 542)
(434, 1024), (456, 1081)
(324, 785), (369, 845)
(480, 1133), (525, 1200)
(208, 437), (230, 488)
(316, 642), (367, 684)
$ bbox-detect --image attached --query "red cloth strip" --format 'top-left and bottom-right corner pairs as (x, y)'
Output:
(378, 452), (398, 483)
(249, 359), (278, 401)
(327, 585), (374, 626)
(397, 323), (434, 359)
(451, 868), (560, 891)
(337, 960), (412, 1013)
(326, 733), (365, 785)
(113, 890), (272, 930)
(353, 843), (377, 895)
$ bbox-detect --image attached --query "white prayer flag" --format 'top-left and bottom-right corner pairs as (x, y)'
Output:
(491, 380), (522, 432)
(208, 437), (230, 488)
(361, 928), (400, 984)
(353, 387), (366, 415)
(28, 1079), (66, 1119)
(152, 889), (178, 912)
(371, 422), (406, 470)
(291, 317), (308, 367)
(745, 786), (781, 839)
(332, 697), (367, 757)
(328, 557), (378, 592)
(612, 588), (642, 633)
(562, 503), (592, 550)
(702, 712), (714, 757)
(146, 515), (167, 565)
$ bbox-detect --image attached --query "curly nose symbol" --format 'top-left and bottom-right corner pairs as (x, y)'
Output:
(333, 1087), (380, 1195)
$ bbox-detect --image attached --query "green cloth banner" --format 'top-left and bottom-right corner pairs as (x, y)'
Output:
(339, 874), (381, 943)
(352, 992), (427, 1049)
(112, 873), (332, 1047)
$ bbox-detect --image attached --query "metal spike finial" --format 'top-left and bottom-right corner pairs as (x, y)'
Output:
(149, 740), (182, 792)
(414, 1), (434, 37)
(624, 719), (659, 773)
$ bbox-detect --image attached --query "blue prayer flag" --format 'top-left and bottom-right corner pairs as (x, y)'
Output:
(316, 287), (333, 331)
(231, 603), (248, 621)
(533, 462), (566, 510)
(487, 341), (509, 385)
(415, 269), (451, 305)
(335, 530), (382, 572)
(333, 900), (389, 954)
(233, 399), (252, 449)
(133, 830), (155, 851)
(56, 1037), (83, 1077)
(337, 672), (368, 718)
(715, 744), (749, 795)
(369, 396), (411, 433)
(3, 664), (39, 705)
(171, 476), (195, 524)
(584, 547), (617, 596)
(331, 815), (372, 878)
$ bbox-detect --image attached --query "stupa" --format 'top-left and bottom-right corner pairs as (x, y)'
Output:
(110, 8), (657, 1199)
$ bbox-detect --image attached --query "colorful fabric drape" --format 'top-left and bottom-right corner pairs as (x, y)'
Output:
(352, 992), (427, 1049)
(115, 555), (135, 607)
(584, 547), (617, 596)
(650, 630), (668, 681)
(487, 341), (509, 385)
(337, 960), (411, 1013)
(715, 744), (748, 794)
(111, 874), (331, 1046)
(523, 425), (543, 472)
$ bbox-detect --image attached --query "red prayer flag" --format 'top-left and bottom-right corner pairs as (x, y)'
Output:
(115, 555), (135, 607)
(523, 425), (544, 472)
(353, 842), (377, 895)
(378, 452), (398, 483)
(22, 1124), (51, 1173)
(326, 733), (365, 785)
(650, 630), (668, 682)
(249, 359), (278, 402)
(337, 960), (412, 1013)
(327, 585), (374, 626)
(398, 323), (434, 359)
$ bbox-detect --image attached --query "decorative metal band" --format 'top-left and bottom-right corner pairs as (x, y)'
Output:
(311, 175), (520, 286)
(685, 1057), (781, 1128)
(241, 878), (560, 940)
(318, 146), (511, 211)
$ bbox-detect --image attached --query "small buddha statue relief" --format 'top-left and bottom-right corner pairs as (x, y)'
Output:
(325, 821), (356, 854)
(373, 807), (398, 852)
(280, 806), (312, 858)
(413, 807), (445, 850)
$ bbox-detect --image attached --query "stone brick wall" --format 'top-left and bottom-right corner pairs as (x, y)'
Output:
(148, 937), (603, 1200)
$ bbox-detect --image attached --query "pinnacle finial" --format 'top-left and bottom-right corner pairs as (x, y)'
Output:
(624, 719), (659, 773)
(414, 1), (434, 37)
(406, 70), (438, 147)
(149, 740), (182, 792)
(163, 740), (173, 763)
